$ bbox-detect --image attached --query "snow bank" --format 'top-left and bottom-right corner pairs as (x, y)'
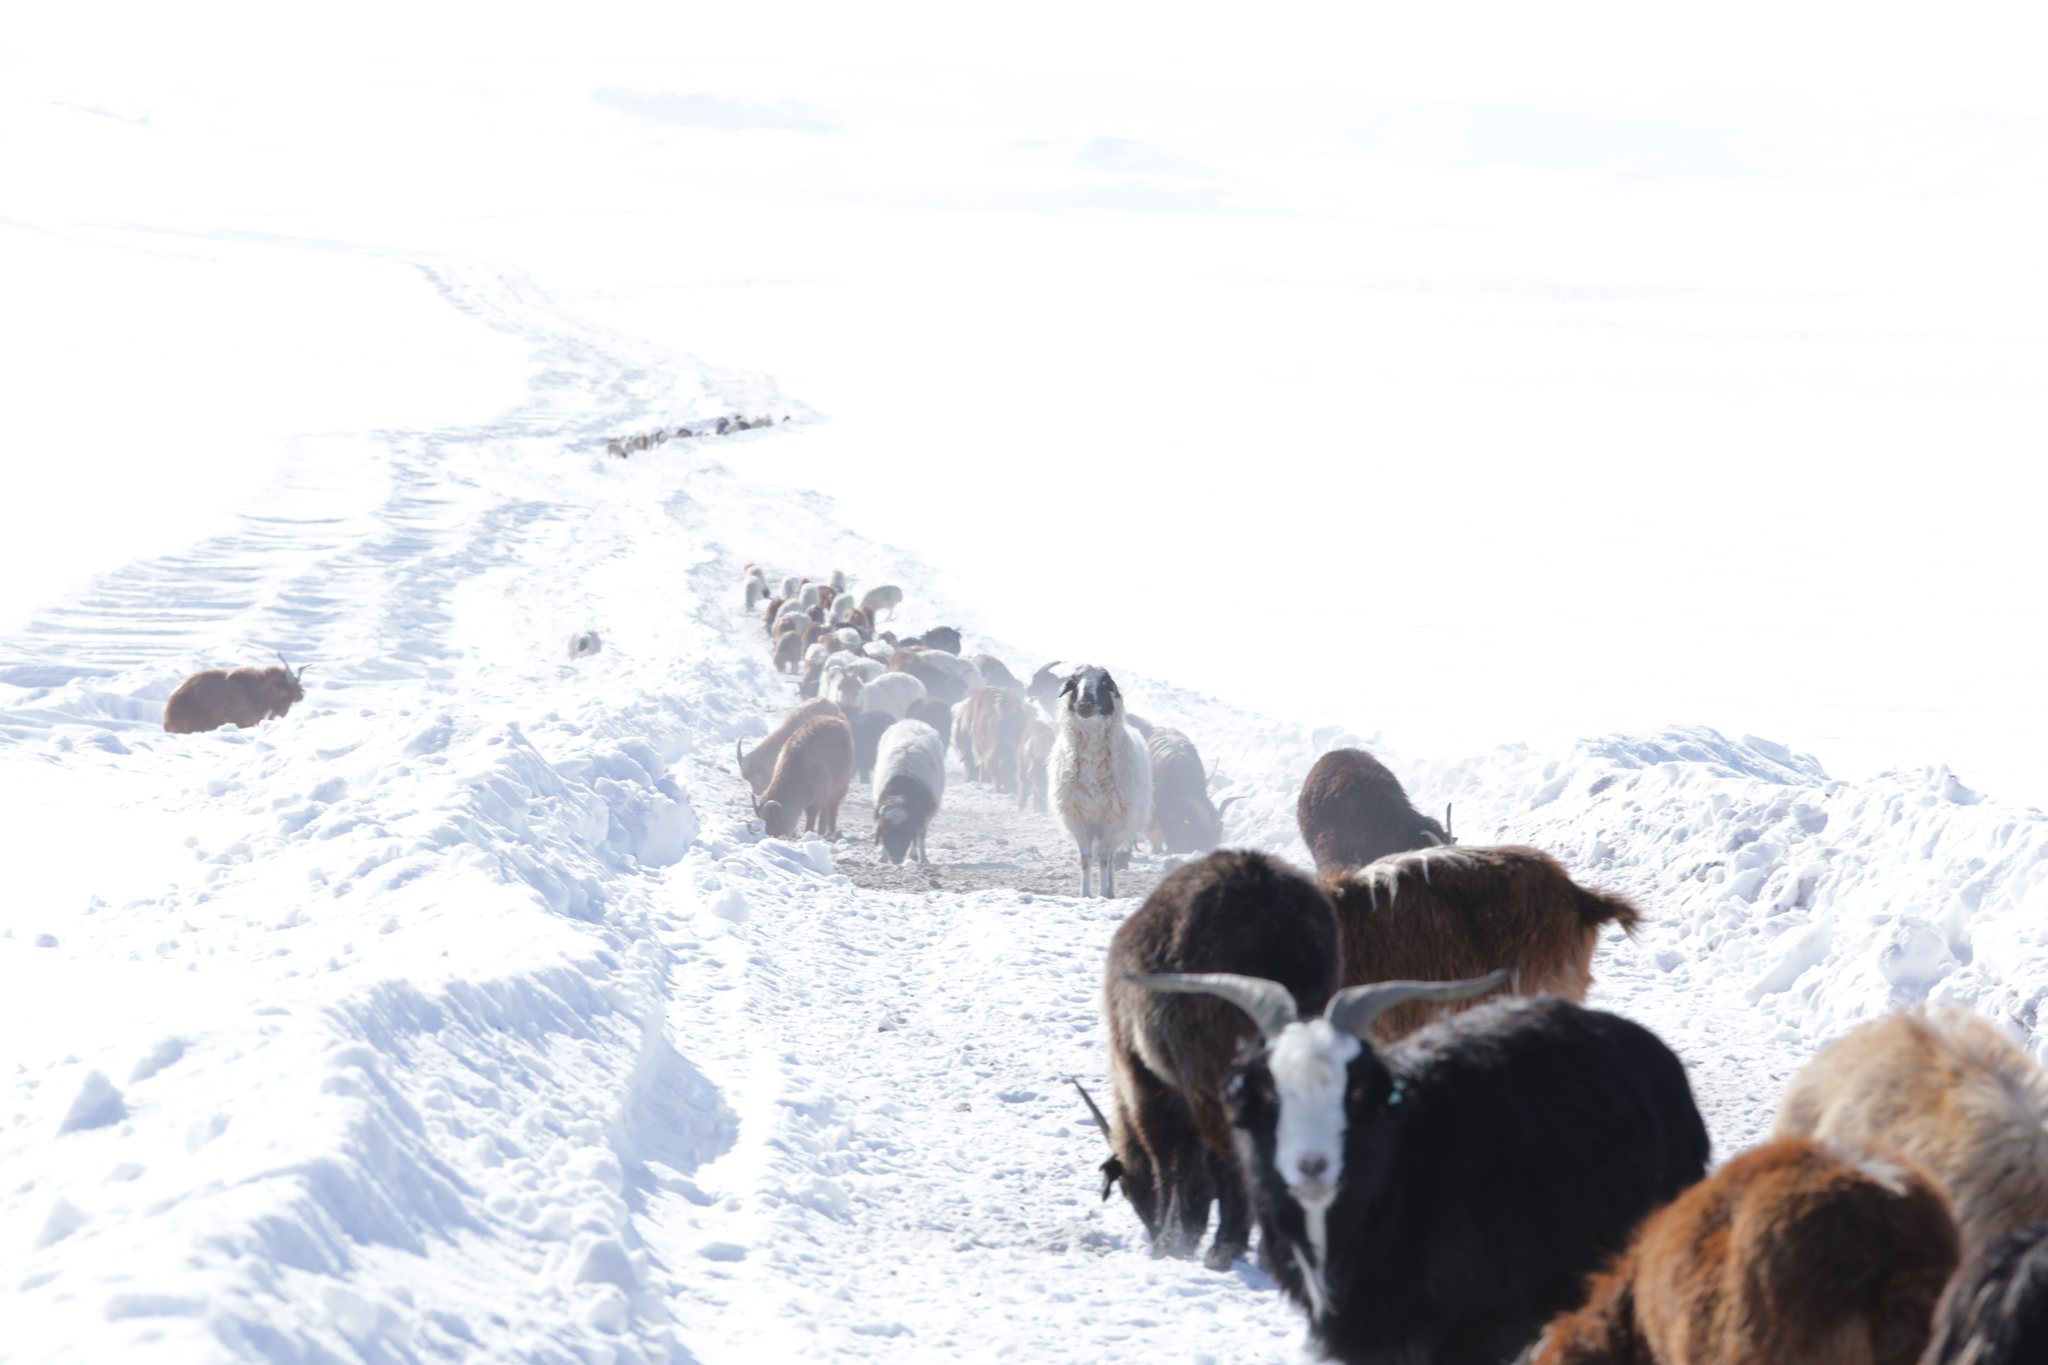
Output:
(6, 261), (2048, 1363)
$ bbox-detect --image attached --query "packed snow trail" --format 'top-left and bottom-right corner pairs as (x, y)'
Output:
(6, 240), (2048, 1363)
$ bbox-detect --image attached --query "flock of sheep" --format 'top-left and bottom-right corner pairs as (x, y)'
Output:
(740, 562), (2048, 1365)
(604, 415), (781, 458)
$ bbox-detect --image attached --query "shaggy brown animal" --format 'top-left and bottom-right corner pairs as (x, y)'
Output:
(1325, 845), (1641, 1041)
(737, 698), (842, 796)
(1920, 1218), (2048, 1365)
(163, 659), (306, 734)
(1017, 718), (1055, 813)
(1526, 1138), (1959, 1365)
(973, 653), (1024, 693)
(965, 686), (1032, 795)
(1296, 747), (1449, 875)
(761, 597), (785, 635)
(773, 627), (806, 674)
(1090, 849), (1339, 1270)
(755, 715), (853, 839)
(1774, 1008), (2048, 1257)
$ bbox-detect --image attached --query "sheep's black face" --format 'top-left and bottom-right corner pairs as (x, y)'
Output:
(876, 803), (915, 864)
(1064, 667), (1121, 720)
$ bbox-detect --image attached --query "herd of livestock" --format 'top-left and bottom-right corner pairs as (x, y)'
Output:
(740, 561), (2048, 1365)
(141, 559), (2048, 1365)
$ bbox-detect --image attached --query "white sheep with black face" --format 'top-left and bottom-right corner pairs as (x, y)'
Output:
(1048, 664), (1153, 898)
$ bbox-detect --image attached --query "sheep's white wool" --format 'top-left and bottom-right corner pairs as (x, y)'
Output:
(1049, 674), (1152, 857)
(1348, 845), (1488, 909)
(1269, 1020), (1360, 1212)
(860, 671), (926, 721)
(874, 720), (946, 806)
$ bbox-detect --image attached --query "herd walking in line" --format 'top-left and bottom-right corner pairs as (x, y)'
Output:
(144, 551), (2048, 1365)
(738, 559), (2048, 1365)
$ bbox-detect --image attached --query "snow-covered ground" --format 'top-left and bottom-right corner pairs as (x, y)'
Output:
(8, 10), (2048, 1361)
(5, 253), (2048, 1361)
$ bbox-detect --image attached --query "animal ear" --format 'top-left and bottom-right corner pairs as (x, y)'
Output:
(1060, 674), (1078, 697)
(1098, 1156), (1125, 1201)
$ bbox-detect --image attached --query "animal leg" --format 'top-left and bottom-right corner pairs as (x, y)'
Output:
(1078, 843), (1093, 898)
(1102, 849), (1116, 899)
(1204, 1148), (1250, 1270)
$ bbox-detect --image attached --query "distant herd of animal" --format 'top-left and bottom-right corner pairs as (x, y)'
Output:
(740, 560), (2048, 1365)
(605, 415), (782, 458)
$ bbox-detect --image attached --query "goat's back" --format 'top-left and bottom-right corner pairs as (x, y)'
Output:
(1922, 1218), (2048, 1365)
(1774, 1009), (2048, 1254)
(1326, 845), (1641, 1042)
(1296, 747), (1445, 874)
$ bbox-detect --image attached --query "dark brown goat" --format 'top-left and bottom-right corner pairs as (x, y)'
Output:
(1017, 718), (1055, 813)
(1326, 845), (1641, 1041)
(163, 658), (306, 734)
(761, 597), (785, 635)
(755, 715), (853, 839)
(738, 698), (842, 796)
(1920, 1218), (2048, 1365)
(964, 686), (1031, 794)
(1146, 727), (1236, 855)
(1089, 849), (1339, 1271)
(1527, 1138), (1959, 1365)
(1296, 748), (1449, 875)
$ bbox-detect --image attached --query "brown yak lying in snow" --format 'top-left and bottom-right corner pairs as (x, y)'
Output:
(163, 657), (306, 734)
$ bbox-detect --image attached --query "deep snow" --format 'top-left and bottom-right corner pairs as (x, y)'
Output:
(4, 253), (2047, 1362)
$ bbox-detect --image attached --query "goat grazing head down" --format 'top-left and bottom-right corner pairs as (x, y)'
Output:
(1131, 969), (1510, 1314)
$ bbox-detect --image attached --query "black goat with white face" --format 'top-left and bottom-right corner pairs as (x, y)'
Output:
(1132, 973), (1709, 1365)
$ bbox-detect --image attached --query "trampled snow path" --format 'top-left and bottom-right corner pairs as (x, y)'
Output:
(6, 246), (2048, 1364)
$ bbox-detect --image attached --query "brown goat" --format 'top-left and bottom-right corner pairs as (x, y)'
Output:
(1527, 1138), (1959, 1365)
(1297, 747), (1449, 875)
(1018, 718), (1055, 813)
(737, 698), (842, 796)
(973, 653), (1024, 693)
(1325, 845), (1641, 1041)
(163, 658), (306, 734)
(773, 627), (805, 674)
(761, 597), (785, 635)
(965, 686), (1031, 794)
(1092, 849), (1340, 1270)
(755, 715), (854, 840)
(1774, 1008), (2048, 1258)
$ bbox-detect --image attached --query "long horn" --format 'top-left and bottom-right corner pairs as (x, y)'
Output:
(1125, 972), (1300, 1042)
(1216, 795), (1246, 818)
(1444, 802), (1454, 843)
(736, 738), (746, 779)
(1322, 970), (1512, 1040)
(1069, 1079), (1113, 1143)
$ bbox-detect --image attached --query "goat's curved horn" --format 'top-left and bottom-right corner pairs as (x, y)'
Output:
(1216, 795), (1246, 819)
(1069, 1079), (1113, 1143)
(1126, 972), (1300, 1042)
(735, 739), (747, 779)
(1322, 969), (1512, 1040)
(1444, 802), (1454, 843)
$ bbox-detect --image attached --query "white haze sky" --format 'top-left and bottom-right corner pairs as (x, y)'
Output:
(4, 2), (2047, 800)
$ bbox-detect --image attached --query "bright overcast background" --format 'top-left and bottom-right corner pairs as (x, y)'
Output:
(5, 1), (2046, 799)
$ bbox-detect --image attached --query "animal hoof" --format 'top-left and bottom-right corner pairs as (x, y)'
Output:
(1204, 1242), (1244, 1272)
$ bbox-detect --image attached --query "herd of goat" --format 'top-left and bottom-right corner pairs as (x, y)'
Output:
(741, 561), (2048, 1365)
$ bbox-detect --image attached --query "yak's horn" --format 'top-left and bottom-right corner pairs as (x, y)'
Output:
(1322, 969), (1512, 1040)
(1125, 972), (1301, 1042)
(1069, 1079), (1113, 1143)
